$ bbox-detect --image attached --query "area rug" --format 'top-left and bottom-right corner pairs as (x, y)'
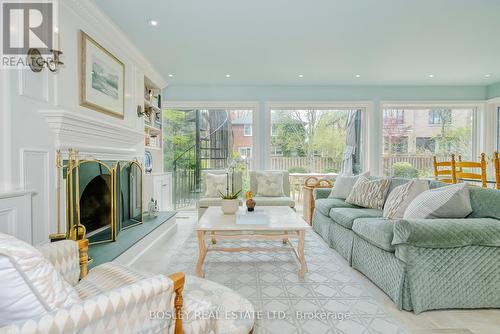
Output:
(163, 230), (407, 334)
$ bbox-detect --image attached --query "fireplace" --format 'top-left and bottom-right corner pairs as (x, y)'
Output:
(64, 151), (143, 244)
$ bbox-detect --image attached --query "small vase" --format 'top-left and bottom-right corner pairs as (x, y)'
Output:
(221, 199), (239, 215)
(246, 198), (256, 212)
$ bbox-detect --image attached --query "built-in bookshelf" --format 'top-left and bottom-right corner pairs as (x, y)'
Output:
(143, 76), (163, 174)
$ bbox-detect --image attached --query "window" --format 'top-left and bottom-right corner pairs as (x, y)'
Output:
(270, 146), (283, 156)
(239, 147), (252, 158)
(267, 108), (363, 174)
(243, 124), (252, 136)
(428, 109), (452, 125)
(498, 107), (500, 150)
(383, 109), (405, 124)
(382, 107), (474, 177)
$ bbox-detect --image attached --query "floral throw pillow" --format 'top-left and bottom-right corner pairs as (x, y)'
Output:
(256, 172), (285, 197)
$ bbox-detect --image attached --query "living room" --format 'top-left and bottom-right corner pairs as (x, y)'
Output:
(1, 0), (500, 333)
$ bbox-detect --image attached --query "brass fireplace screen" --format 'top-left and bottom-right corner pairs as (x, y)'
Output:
(55, 149), (143, 245)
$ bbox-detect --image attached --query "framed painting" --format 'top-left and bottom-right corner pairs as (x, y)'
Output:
(79, 31), (125, 118)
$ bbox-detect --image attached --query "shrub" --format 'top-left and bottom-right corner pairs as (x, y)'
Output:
(392, 162), (419, 178)
(288, 167), (308, 173)
(323, 167), (339, 173)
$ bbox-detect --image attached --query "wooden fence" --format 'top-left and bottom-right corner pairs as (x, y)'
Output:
(270, 155), (447, 175)
(269, 157), (342, 172)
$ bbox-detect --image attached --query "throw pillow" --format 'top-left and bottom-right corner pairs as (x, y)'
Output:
(256, 171), (285, 197)
(0, 233), (80, 326)
(328, 171), (370, 199)
(204, 173), (228, 197)
(403, 183), (472, 219)
(383, 180), (429, 219)
(345, 176), (391, 210)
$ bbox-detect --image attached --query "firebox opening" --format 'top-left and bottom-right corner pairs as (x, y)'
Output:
(80, 174), (112, 237)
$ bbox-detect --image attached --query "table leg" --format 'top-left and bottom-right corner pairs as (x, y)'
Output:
(297, 230), (307, 279)
(196, 231), (207, 278)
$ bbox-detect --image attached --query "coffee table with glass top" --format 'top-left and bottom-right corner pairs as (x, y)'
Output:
(196, 206), (312, 279)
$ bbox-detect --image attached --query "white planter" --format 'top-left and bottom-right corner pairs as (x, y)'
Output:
(221, 199), (239, 215)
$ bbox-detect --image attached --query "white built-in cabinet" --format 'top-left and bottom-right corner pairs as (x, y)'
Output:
(144, 173), (173, 212)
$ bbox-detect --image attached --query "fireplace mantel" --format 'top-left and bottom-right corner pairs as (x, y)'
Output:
(39, 110), (144, 160)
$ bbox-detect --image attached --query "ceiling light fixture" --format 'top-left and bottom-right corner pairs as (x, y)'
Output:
(485, 74), (491, 78)
(225, 74), (231, 78)
(148, 20), (158, 26)
(298, 74), (304, 78)
(168, 74), (174, 77)
(355, 74), (361, 78)
(428, 74), (435, 78)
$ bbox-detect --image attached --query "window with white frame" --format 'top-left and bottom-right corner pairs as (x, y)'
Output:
(382, 106), (475, 177)
(239, 147), (252, 158)
(243, 124), (252, 136)
(267, 108), (364, 174)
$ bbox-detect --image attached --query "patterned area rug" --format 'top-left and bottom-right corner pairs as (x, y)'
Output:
(164, 230), (407, 334)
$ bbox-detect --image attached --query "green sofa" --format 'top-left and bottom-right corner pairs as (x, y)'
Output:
(313, 177), (500, 313)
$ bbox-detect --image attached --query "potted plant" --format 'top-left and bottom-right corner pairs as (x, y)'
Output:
(219, 189), (241, 214)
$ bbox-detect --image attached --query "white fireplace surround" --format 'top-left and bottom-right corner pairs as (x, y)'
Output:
(39, 110), (145, 161)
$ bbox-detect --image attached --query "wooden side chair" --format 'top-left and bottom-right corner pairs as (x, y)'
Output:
(494, 151), (500, 190)
(433, 155), (457, 184)
(453, 153), (488, 188)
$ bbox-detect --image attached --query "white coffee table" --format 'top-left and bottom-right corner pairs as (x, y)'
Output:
(196, 206), (312, 279)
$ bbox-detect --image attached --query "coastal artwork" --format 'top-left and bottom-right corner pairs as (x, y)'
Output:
(80, 31), (124, 118)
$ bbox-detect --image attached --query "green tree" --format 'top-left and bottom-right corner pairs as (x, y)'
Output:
(163, 109), (195, 171)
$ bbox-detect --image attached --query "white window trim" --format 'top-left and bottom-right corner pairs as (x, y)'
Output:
(264, 101), (373, 173)
(162, 101), (260, 169)
(380, 101), (486, 175)
(243, 124), (253, 136)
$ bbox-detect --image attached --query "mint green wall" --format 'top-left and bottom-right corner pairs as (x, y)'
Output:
(487, 82), (500, 99)
(164, 85), (487, 174)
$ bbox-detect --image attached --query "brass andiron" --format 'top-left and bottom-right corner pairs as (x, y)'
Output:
(49, 150), (68, 242)
(69, 149), (86, 241)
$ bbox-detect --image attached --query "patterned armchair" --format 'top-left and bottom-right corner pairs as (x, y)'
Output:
(0, 234), (254, 334)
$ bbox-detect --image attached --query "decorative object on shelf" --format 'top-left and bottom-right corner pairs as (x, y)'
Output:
(144, 150), (153, 173)
(27, 48), (64, 73)
(154, 111), (162, 128)
(79, 30), (125, 119)
(137, 105), (146, 117)
(148, 198), (159, 217)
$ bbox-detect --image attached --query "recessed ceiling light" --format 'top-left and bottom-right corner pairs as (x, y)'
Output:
(168, 74), (174, 77)
(225, 74), (231, 78)
(355, 74), (361, 78)
(148, 20), (158, 26)
(428, 74), (434, 78)
(485, 74), (491, 78)
(298, 74), (304, 78)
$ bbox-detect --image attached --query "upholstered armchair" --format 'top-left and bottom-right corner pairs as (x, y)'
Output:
(249, 170), (295, 208)
(198, 170), (243, 218)
(0, 233), (255, 334)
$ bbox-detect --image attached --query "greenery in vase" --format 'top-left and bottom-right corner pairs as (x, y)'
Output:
(219, 190), (241, 200)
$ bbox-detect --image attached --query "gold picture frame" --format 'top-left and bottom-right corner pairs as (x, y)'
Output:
(79, 30), (125, 119)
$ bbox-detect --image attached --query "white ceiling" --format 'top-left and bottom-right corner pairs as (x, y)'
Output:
(94, 0), (500, 86)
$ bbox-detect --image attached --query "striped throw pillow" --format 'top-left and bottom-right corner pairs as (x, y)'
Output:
(403, 183), (472, 219)
(346, 176), (391, 210)
(383, 180), (429, 219)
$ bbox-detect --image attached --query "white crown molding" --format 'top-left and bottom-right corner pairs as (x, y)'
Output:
(39, 110), (143, 160)
(63, 0), (166, 88)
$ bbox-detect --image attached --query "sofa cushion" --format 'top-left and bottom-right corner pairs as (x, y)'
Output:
(468, 187), (500, 220)
(352, 218), (398, 252)
(329, 172), (369, 199)
(346, 176), (391, 210)
(255, 171), (285, 197)
(315, 198), (358, 216)
(253, 196), (295, 207)
(0, 233), (80, 326)
(329, 208), (383, 229)
(404, 183), (472, 219)
(204, 173), (228, 197)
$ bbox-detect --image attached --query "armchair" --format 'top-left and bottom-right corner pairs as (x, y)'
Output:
(0, 234), (255, 334)
(249, 170), (295, 208)
(198, 170), (243, 218)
